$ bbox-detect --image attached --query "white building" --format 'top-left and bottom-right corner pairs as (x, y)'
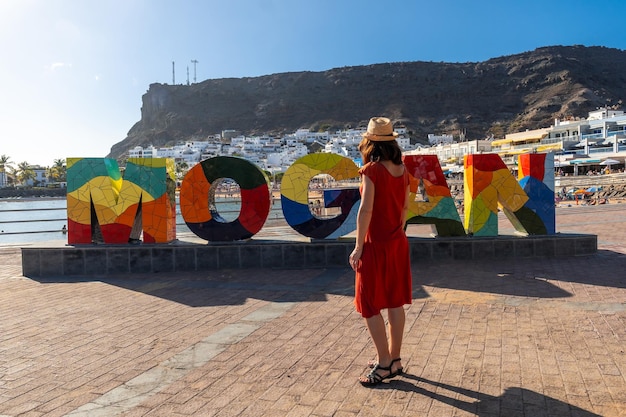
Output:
(294, 129), (330, 144)
(322, 126), (413, 157)
(128, 145), (158, 158)
(22, 165), (48, 186)
(397, 136), (412, 151)
(124, 109), (626, 178)
(488, 108), (626, 172)
(428, 133), (454, 146)
(323, 137), (349, 156)
(201, 142), (224, 159)
(406, 140), (493, 171)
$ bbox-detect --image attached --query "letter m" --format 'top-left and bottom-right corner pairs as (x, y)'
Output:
(66, 158), (176, 244)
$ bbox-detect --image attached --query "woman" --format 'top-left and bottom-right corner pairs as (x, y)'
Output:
(349, 116), (412, 387)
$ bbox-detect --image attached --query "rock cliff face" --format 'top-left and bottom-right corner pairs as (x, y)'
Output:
(108, 45), (626, 160)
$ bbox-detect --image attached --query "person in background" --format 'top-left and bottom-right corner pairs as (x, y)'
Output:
(349, 117), (412, 387)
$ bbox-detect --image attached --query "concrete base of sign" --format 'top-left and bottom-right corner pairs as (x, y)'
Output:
(21, 234), (597, 277)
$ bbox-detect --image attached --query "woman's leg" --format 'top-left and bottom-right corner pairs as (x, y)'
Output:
(387, 306), (405, 372)
(364, 313), (391, 368)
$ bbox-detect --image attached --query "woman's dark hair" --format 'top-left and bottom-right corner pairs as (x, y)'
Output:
(358, 138), (403, 165)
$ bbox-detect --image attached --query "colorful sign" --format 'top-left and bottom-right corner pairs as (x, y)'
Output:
(280, 154), (360, 239)
(66, 158), (176, 244)
(65, 153), (555, 243)
(179, 156), (271, 241)
(404, 155), (466, 236)
(464, 153), (555, 236)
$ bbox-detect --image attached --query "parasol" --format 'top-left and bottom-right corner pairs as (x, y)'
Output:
(600, 159), (620, 166)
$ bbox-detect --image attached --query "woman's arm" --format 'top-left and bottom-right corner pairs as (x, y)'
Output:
(349, 174), (374, 270)
(402, 184), (410, 229)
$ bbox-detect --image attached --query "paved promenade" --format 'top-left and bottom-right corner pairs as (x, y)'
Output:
(1, 204), (625, 416)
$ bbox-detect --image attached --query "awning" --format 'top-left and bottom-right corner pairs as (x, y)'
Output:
(501, 149), (531, 156)
(569, 159), (601, 165)
(537, 143), (562, 152)
(511, 137), (541, 143)
(491, 138), (512, 146)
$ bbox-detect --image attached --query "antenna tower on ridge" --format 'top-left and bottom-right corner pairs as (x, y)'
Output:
(172, 61), (175, 84)
(191, 59), (198, 83)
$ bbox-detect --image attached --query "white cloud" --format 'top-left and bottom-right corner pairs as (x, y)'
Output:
(46, 62), (73, 71)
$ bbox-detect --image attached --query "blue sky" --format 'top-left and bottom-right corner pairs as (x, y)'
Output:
(1, 0), (625, 167)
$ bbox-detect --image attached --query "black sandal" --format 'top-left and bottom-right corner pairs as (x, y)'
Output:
(368, 357), (403, 376)
(359, 363), (392, 387)
(390, 358), (403, 376)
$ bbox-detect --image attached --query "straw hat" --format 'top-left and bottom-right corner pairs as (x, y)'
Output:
(362, 117), (399, 142)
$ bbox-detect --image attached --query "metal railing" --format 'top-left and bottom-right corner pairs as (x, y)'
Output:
(0, 202), (283, 239)
(0, 207), (68, 235)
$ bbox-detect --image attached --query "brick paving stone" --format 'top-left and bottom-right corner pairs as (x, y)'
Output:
(0, 205), (625, 416)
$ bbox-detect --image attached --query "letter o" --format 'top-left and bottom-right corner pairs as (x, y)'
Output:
(179, 156), (271, 241)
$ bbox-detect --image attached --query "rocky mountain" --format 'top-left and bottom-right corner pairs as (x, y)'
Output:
(108, 45), (626, 161)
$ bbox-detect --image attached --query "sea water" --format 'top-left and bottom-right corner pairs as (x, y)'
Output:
(0, 199), (68, 245)
(0, 197), (285, 246)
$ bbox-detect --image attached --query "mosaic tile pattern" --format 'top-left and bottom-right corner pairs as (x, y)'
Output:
(281, 154), (360, 239)
(66, 158), (176, 244)
(179, 156), (271, 241)
(403, 155), (466, 237)
(464, 154), (529, 236)
(66, 153), (555, 244)
(511, 152), (556, 234)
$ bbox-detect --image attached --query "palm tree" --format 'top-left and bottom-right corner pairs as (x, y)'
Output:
(47, 158), (66, 183)
(46, 166), (54, 183)
(16, 161), (36, 187)
(5, 166), (17, 187)
(0, 154), (12, 187)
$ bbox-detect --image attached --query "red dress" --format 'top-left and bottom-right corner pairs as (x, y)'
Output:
(354, 162), (412, 318)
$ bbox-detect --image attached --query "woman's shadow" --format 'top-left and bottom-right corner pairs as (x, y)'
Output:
(379, 372), (602, 416)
